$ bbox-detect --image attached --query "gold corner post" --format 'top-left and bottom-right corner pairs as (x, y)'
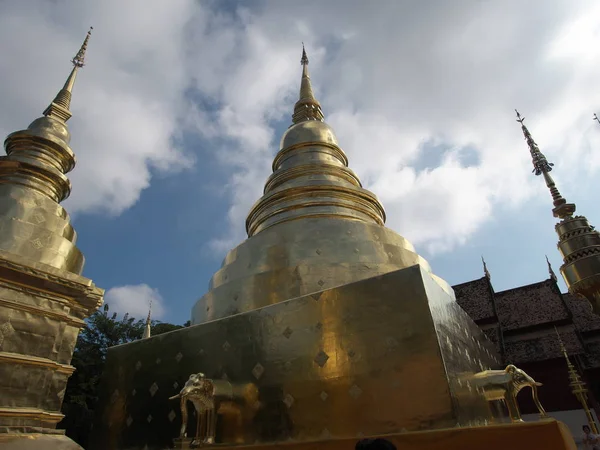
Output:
(516, 110), (600, 315)
(555, 328), (598, 433)
(0, 28), (103, 438)
(142, 299), (152, 339)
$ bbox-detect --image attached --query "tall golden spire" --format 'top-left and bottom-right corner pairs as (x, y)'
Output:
(0, 30), (103, 439)
(292, 44), (325, 124)
(546, 255), (558, 282)
(515, 110), (575, 219)
(1, 27), (92, 205)
(43, 27), (92, 123)
(516, 110), (600, 315)
(554, 328), (598, 433)
(482, 256), (491, 280)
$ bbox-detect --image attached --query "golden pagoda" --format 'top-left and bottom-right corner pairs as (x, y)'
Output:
(516, 110), (600, 314)
(191, 44), (457, 325)
(0, 29), (103, 448)
(88, 47), (576, 450)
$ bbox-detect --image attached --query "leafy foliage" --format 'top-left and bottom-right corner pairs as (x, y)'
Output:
(58, 304), (185, 447)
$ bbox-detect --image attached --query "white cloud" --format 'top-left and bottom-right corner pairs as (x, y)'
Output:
(187, 0), (600, 254)
(104, 284), (165, 320)
(1, 0), (599, 258)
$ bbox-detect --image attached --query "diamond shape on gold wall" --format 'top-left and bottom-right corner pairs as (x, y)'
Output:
(282, 327), (293, 339)
(252, 363), (265, 380)
(283, 394), (294, 408)
(314, 350), (329, 368)
(149, 383), (159, 397)
(348, 384), (363, 399)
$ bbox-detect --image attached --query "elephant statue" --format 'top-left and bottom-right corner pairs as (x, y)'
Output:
(169, 372), (260, 445)
(169, 373), (216, 444)
(471, 364), (549, 422)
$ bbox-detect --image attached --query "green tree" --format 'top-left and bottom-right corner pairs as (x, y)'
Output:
(58, 304), (184, 447)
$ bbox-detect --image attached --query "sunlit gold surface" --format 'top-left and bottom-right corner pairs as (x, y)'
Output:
(0, 28), (103, 437)
(91, 265), (503, 449)
(516, 110), (600, 314)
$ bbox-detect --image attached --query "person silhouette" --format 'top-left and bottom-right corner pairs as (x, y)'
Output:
(355, 438), (397, 450)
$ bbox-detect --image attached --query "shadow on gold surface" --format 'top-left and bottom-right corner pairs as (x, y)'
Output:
(174, 420), (575, 450)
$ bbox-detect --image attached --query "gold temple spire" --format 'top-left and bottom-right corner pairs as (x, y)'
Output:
(43, 27), (92, 123)
(515, 110), (575, 219)
(292, 44), (325, 124)
(482, 256), (491, 280)
(142, 299), (152, 339)
(546, 255), (558, 282)
(554, 328), (598, 433)
(516, 110), (600, 316)
(2, 27), (93, 205)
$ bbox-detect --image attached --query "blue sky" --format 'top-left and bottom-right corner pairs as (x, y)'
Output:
(1, 0), (599, 325)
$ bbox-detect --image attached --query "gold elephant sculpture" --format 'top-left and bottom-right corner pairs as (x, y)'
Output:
(471, 364), (549, 422)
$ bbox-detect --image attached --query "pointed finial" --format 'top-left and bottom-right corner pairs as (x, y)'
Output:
(481, 256), (491, 280)
(594, 113), (600, 126)
(71, 27), (93, 68)
(301, 42), (309, 65)
(292, 43), (324, 124)
(515, 109), (576, 219)
(142, 298), (152, 339)
(515, 109), (554, 175)
(43, 27), (93, 122)
(546, 255), (558, 282)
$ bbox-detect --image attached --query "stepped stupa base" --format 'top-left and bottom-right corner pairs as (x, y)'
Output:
(175, 420), (575, 450)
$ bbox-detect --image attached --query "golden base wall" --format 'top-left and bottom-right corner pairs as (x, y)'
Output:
(91, 265), (504, 450)
(173, 420), (575, 450)
(0, 250), (103, 432)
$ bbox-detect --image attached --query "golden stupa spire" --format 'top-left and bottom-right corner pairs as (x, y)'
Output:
(43, 27), (92, 123)
(481, 256), (491, 280)
(515, 110), (575, 219)
(594, 113), (600, 126)
(516, 110), (600, 315)
(546, 255), (558, 282)
(554, 328), (598, 433)
(2, 27), (93, 205)
(142, 299), (152, 339)
(292, 44), (325, 124)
